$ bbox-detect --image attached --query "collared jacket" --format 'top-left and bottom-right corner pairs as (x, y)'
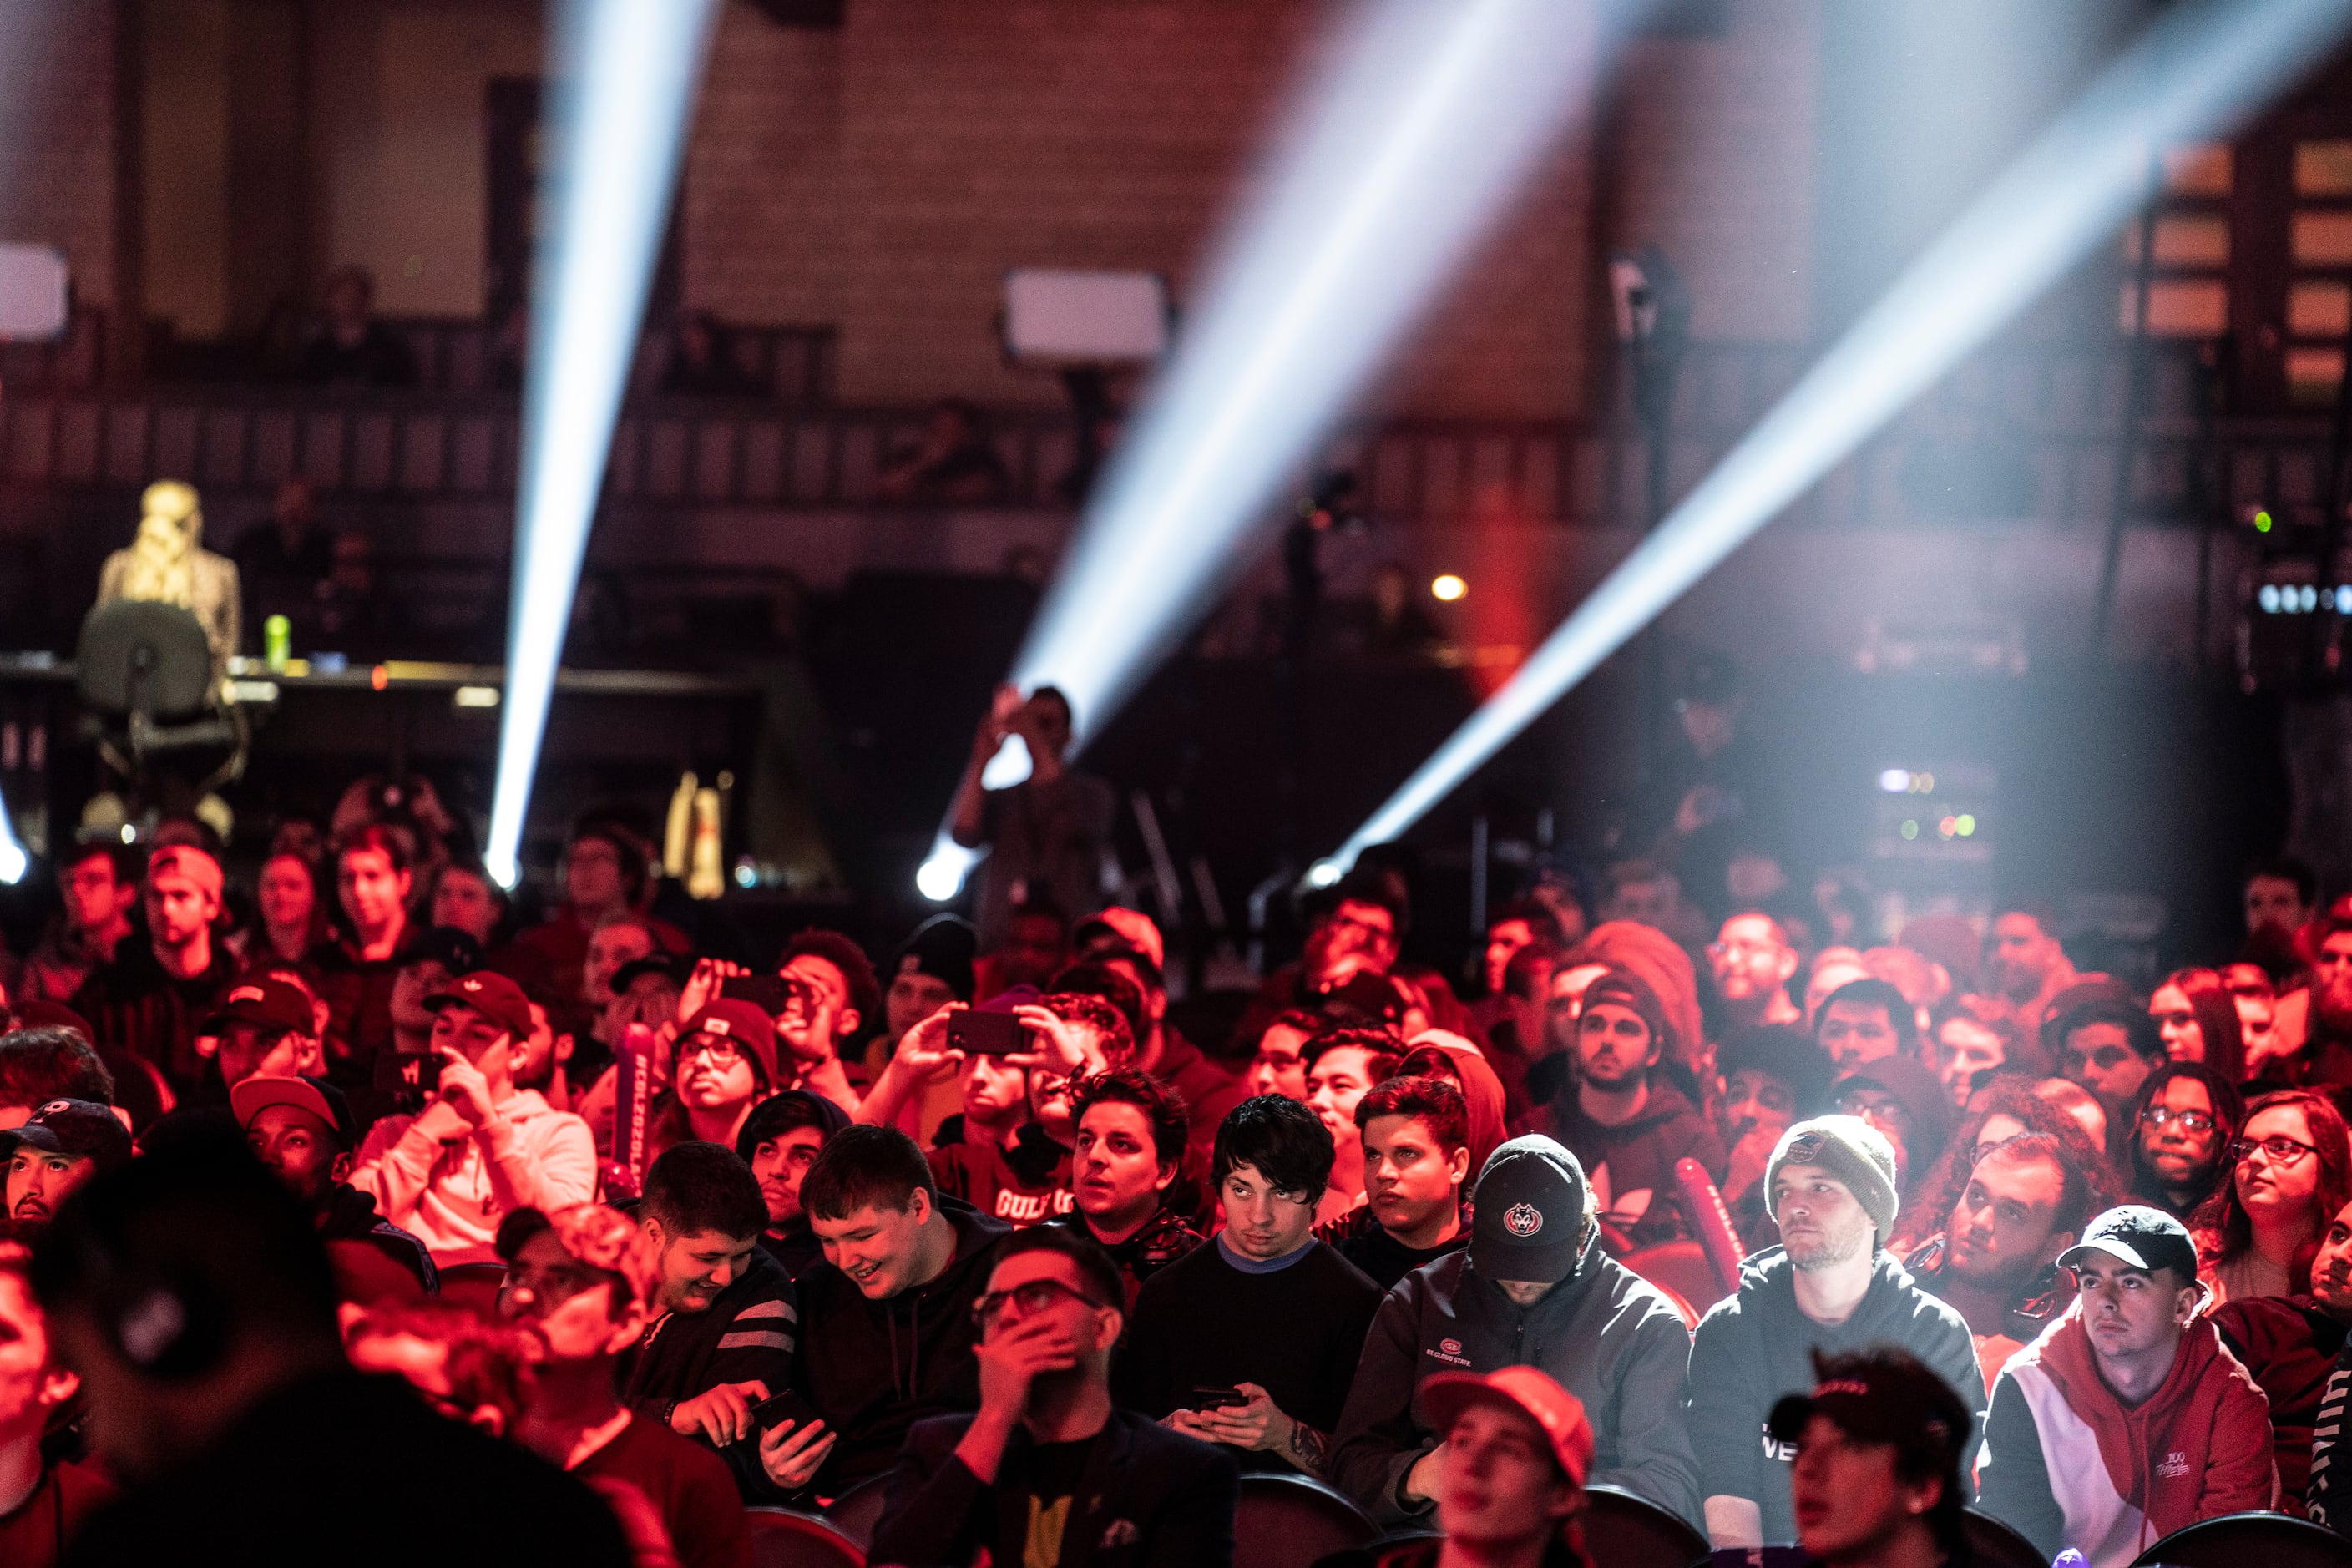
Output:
(1331, 1227), (1700, 1528)
(870, 1408), (1238, 1568)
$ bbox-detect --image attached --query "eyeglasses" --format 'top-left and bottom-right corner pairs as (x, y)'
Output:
(2232, 1135), (2319, 1166)
(682, 1035), (745, 1065)
(969, 1278), (1105, 1331)
(2139, 1106), (2214, 1134)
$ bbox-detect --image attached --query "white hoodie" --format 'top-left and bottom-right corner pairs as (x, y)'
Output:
(352, 1089), (597, 1264)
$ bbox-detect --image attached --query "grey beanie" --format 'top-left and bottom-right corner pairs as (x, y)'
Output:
(1763, 1115), (1899, 1246)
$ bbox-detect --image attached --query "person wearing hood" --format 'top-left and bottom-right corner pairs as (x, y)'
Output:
(737, 1089), (851, 1278)
(1689, 1115), (1984, 1548)
(1398, 1035), (1509, 1176)
(233, 1073), (438, 1297)
(1330, 1134), (1701, 1530)
(1828, 1056), (1953, 1207)
(770, 1125), (1011, 1497)
(1975, 1206), (2274, 1566)
(1571, 922), (1707, 1081)
(1542, 969), (1725, 1247)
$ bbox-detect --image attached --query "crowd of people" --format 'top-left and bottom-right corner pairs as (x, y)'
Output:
(3, 739), (2352, 1568)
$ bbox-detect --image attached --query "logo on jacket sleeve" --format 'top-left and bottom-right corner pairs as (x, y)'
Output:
(2156, 1450), (2191, 1479)
(1504, 1202), (1544, 1237)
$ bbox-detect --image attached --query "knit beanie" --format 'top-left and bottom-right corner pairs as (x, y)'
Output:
(1763, 1115), (1900, 1246)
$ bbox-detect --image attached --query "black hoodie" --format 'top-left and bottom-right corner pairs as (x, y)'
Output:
(791, 1196), (1012, 1494)
(315, 1183), (438, 1294)
(1688, 1246), (1985, 1543)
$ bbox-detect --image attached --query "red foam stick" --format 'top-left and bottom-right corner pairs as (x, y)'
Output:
(1676, 1156), (1746, 1297)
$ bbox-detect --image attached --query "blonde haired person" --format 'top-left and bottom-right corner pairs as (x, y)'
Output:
(95, 480), (242, 676)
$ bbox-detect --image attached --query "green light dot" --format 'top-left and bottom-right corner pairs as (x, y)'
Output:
(2257, 510), (2274, 533)
(1900, 820), (1919, 841)
(1956, 814), (1976, 837)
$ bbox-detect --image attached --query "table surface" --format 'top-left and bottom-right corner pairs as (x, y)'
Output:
(0, 651), (757, 698)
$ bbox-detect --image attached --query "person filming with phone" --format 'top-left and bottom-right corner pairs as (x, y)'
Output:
(948, 683), (1115, 952)
(350, 969), (597, 1265)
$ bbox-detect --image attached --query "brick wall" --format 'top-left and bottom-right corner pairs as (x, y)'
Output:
(0, 1), (118, 311)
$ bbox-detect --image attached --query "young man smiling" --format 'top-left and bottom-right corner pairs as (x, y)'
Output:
(1975, 1206), (2274, 1567)
(1053, 1070), (1202, 1305)
(1116, 1095), (1382, 1478)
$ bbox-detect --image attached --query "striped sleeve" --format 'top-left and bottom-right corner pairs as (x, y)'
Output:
(716, 1294), (797, 1354)
(2309, 1356), (2352, 1531)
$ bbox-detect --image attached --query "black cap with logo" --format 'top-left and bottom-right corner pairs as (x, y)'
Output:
(1469, 1135), (1591, 1284)
(2059, 1204), (2201, 1284)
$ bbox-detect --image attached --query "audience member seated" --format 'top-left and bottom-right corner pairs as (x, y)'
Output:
(1688, 1116), (1984, 1549)
(509, 823), (690, 1040)
(1975, 1206), (2274, 1567)
(649, 1001), (780, 1165)
(351, 970), (596, 1263)
(1709, 913), (1805, 1033)
(428, 858), (509, 953)
(0, 1029), (115, 1129)
(1983, 906), (2080, 1059)
(1333, 1131), (1698, 1527)
(1393, 1036), (1509, 1175)
(2213, 1191), (2352, 1517)
(1712, 1024), (1833, 1252)
(15, 844), (139, 1007)
(737, 1090), (850, 1278)
(231, 478), (336, 630)
(233, 1073), (435, 1297)
(776, 928), (884, 1105)
(243, 850), (329, 970)
(191, 976), (324, 1105)
(1903, 1133), (2095, 1388)
(2127, 1062), (2243, 1222)
(620, 1141), (796, 1498)
(1930, 1009), (2023, 1109)
(973, 898), (1070, 997)
(1060, 918), (1244, 1163)
(861, 916), (979, 1138)
(1053, 1069), (1202, 1305)
(377, 925), (485, 1111)
(1757, 1349), (1975, 1568)
(1117, 1095), (1382, 1479)
(503, 1201), (755, 1568)
(1320, 1075), (1469, 1290)
(0, 1248), (112, 1568)
(3, 1101), (131, 1242)
(1302, 1025), (1403, 1227)
(310, 827), (416, 1080)
(1245, 1009), (1322, 1102)
(1814, 978), (1914, 1075)
(1829, 1056), (1952, 1207)
(72, 845), (235, 1090)
(927, 1009), (1074, 1228)
(2308, 1200), (2352, 1529)
(870, 1225), (1239, 1568)
(2053, 997), (2167, 1151)
(1547, 969), (1726, 1245)
(298, 266), (420, 387)
(2203, 1087), (2351, 1302)
(2148, 965), (2248, 1083)
(776, 1124), (1011, 1495)
(1232, 872), (1410, 1058)
(1358, 1368), (1595, 1568)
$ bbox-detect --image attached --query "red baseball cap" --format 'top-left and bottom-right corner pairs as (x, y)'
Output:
(422, 969), (534, 1041)
(675, 999), (779, 1090)
(1416, 1367), (1593, 1487)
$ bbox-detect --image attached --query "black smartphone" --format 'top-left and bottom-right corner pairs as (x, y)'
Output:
(721, 974), (794, 1017)
(747, 1388), (824, 1433)
(948, 1009), (1026, 1058)
(1191, 1384), (1247, 1411)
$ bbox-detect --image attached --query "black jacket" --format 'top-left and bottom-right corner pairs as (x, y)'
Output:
(624, 1242), (797, 1499)
(870, 1409), (1238, 1568)
(1331, 1228), (1699, 1528)
(792, 1197), (1012, 1493)
(316, 1183), (438, 1294)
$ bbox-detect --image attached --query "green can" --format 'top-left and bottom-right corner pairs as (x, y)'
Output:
(264, 615), (291, 672)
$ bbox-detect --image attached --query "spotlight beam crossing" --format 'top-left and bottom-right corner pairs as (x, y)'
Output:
(1333, 0), (2352, 870)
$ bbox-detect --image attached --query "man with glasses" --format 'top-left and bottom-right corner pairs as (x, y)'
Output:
(870, 1227), (1239, 1568)
(1975, 1206), (2274, 1566)
(1709, 913), (1803, 1033)
(351, 969), (597, 1264)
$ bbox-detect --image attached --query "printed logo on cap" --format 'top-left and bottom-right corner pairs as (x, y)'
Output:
(705, 1016), (733, 1036)
(230, 985), (264, 1003)
(38, 1100), (70, 1116)
(898, 955), (922, 975)
(463, 977), (484, 991)
(1504, 1202), (1544, 1237)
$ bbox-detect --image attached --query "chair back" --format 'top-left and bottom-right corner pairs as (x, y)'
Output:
(77, 599), (214, 719)
(746, 1507), (865, 1568)
(1618, 1241), (1729, 1319)
(822, 1474), (891, 1550)
(1235, 1472), (1376, 1568)
(435, 1262), (508, 1319)
(1965, 1506), (2051, 1568)
(2130, 1510), (2351, 1568)
(1581, 1482), (1707, 1568)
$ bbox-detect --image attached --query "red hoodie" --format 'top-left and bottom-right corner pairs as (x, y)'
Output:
(1983, 1297), (2274, 1565)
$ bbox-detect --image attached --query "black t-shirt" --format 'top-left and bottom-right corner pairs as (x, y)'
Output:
(1017, 1436), (1098, 1567)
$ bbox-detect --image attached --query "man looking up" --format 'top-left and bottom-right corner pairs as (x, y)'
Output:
(1768, 1350), (1975, 1568)
(870, 1227), (1240, 1568)
(0, 1252), (111, 1567)
(1710, 913), (1803, 1032)
(1327, 1076), (1471, 1291)
(1985, 905), (2077, 1056)
(499, 1204), (752, 1568)
(1333, 1134), (1699, 1528)
(1688, 1116), (1983, 1548)
(776, 929), (882, 1095)
(234, 1074), (436, 1295)
(1363, 1368), (1594, 1568)
(1904, 1134), (2092, 1388)
(72, 844), (234, 1089)
(624, 1141), (797, 1500)
(776, 1124), (1011, 1495)
(1055, 1070), (1202, 1305)
(18, 843), (138, 1006)
(3, 1100), (132, 1241)
(351, 969), (596, 1263)
(1815, 978), (1914, 1075)
(1975, 1206), (2274, 1566)
(1118, 1096), (1383, 1478)
(1546, 969), (1723, 1246)
(736, 1090), (848, 1278)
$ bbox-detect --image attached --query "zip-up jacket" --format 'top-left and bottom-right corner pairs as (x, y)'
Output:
(625, 1242), (799, 1500)
(350, 1088), (598, 1263)
(1332, 1228), (1700, 1528)
(1975, 1297), (2274, 1567)
(1689, 1246), (1985, 1544)
(790, 1197), (1011, 1494)
(315, 1181), (440, 1294)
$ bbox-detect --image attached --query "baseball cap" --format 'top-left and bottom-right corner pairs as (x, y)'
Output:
(1073, 908), (1166, 972)
(1768, 1357), (1970, 1462)
(423, 970), (534, 1041)
(1469, 1136), (1591, 1284)
(399, 926), (487, 977)
(200, 978), (315, 1039)
(0, 1098), (134, 1172)
(611, 950), (691, 994)
(230, 1074), (358, 1149)
(2058, 1204), (2200, 1282)
(675, 999), (779, 1090)
(1418, 1367), (1592, 1487)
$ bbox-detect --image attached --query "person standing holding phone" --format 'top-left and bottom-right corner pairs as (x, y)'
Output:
(948, 684), (1115, 952)
(350, 969), (598, 1265)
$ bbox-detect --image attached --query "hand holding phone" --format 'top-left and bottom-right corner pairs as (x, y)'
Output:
(948, 1009), (1026, 1059)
